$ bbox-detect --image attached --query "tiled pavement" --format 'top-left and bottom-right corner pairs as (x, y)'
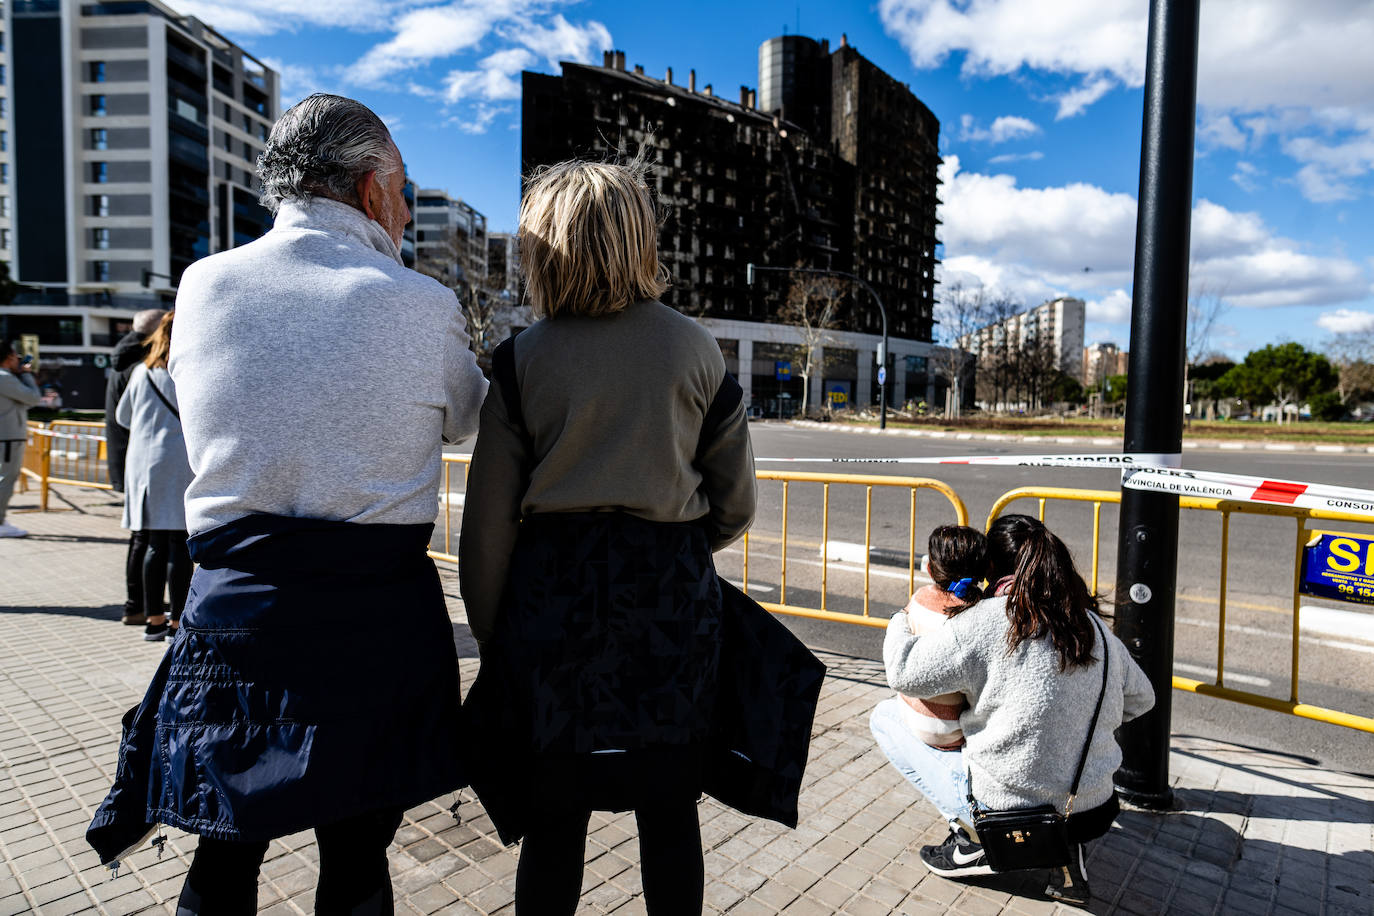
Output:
(2, 485), (1372, 915)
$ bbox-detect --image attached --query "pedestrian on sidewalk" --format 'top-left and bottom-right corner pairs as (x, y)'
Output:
(87, 93), (488, 914)
(105, 308), (167, 626)
(459, 156), (757, 916)
(0, 340), (41, 538)
(114, 312), (192, 642)
(874, 514), (1155, 906)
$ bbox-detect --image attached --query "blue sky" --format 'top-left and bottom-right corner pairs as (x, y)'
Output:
(176, 0), (1374, 359)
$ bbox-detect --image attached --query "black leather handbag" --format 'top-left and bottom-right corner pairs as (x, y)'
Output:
(968, 616), (1111, 873)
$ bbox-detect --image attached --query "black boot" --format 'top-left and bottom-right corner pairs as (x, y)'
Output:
(1045, 843), (1090, 906)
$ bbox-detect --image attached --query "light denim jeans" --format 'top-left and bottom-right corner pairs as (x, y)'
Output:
(870, 697), (972, 824)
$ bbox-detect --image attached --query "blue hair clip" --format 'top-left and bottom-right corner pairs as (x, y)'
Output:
(947, 578), (974, 599)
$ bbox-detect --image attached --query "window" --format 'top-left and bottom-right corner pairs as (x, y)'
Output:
(93, 228), (110, 249)
(92, 194), (110, 216)
(92, 161), (108, 183)
(222, 132), (232, 152)
(0, 99), (6, 118)
(91, 94), (107, 116)
(0, 130), (6, 152)
(0, 64), (6, 86)
(0, 164), (7, 184)
(91, 128), (108, 150)
(0, 196), (8, 218)
(93, 260), (111, 283)
(0, 229), (9, 250)
(89, 60), (106, 82)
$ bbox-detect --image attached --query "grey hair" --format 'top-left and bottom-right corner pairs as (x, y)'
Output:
(132, 309), (167, 335)
(257, 94), (399, 214)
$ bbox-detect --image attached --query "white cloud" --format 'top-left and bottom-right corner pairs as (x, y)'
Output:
(448, 104), (512, 134)
(348, 2), (530, 86)
(937, 155), (1372, 315)
(1086, 289), (1132, 324)
(441, 47), (535, 102)
(1230, 161), (1261, 193)
(259, 58), (331, 107)
(959, 114), (1040, 144)
(1198, 114), (1247, 151)
(987, 151), (1044, 164)
(879, 0), (1374, 196)
(171, 0), (422, 35)
(503, 14), (611, 68)
(1316, 309), (1374, 334)
(1054, 76), (1115, 120)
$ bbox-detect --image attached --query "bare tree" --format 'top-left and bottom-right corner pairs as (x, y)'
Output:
(1185, 282), (1231, 422)
(981, 296), (1023, 412)
(417, 228), (509, 369)
(777, 273), (847, 414)
(1326, 329), (1374, 406)
(932, 282), (988, 419)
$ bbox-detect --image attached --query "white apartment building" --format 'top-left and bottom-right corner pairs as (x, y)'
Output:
(961, 296), (1086, 381)
(1, 0), (278, 407)
(414, 188), (487, 287)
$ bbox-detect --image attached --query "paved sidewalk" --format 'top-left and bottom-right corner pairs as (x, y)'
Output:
(2, 486), (1371, 916)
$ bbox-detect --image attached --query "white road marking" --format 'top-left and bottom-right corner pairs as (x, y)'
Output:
(1178, 616), (1374, 655)
(1172, 662), (1270, 688)
(720, 546), (933, 586)
(1298, 605), (1374, 643)
(438, 492), (465, 505)
(725, 580), (775, 593)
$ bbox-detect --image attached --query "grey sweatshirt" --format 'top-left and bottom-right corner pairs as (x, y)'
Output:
(0, 369), (41, 440)
(170, 197), (488, 535)
(459, 300), (756, 642)
(884, 597), (1155, 814)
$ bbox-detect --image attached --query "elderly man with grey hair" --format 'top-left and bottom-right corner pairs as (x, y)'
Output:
(87, 94), (488, 914)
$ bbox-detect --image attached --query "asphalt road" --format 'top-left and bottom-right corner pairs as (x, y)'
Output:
(440, 422), (1374, 774)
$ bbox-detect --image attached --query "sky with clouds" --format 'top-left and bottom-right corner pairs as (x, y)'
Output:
(176, 0), (1374, 357)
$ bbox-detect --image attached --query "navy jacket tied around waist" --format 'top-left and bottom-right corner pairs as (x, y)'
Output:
(88, 515), (464, 861)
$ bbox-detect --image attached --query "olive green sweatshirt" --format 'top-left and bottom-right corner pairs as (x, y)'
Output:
(459, 300), (756, 642)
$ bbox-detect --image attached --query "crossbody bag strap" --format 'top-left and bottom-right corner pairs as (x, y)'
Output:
(1065, 616), (1111, 815)
(147, 375), (180, 420)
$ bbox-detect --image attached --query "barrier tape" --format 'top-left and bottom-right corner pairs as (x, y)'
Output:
(754, 452), (1170, 468)
(755, 452), (1374, 520)
(1122, 467), (1374, 517)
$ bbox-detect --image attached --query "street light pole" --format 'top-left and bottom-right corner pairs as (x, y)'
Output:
(1112, 0), (1200, 810)
(747, 263), (890, 429)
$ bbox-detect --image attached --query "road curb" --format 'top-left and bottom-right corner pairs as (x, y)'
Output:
(780, 419), (1371, 456)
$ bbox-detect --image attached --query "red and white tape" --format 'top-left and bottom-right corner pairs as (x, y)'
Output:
(754, 453), (1374, 519)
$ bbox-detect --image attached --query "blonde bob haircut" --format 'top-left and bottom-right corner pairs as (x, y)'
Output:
(519, 157), (669, 319)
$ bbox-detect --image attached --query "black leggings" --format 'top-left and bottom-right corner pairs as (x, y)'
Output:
(515, 800), (704, 915)
(143, 529), (191, 622)
(176, 808), (403, 915)
(124, 530), (149, 614)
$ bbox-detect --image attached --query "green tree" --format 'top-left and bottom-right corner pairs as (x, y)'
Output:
(1104, 374), (1128, 405)
(1049, 370), (1084, 406)
(1219, 343), (1337, 425)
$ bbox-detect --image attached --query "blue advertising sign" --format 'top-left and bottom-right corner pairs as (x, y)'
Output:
(775, 360), (791, 381)
(826, 382), (851, 406)
(1299, 532), (1374, 606)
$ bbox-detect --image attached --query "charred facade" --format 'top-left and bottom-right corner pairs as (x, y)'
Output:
(521, 34), (941, 341)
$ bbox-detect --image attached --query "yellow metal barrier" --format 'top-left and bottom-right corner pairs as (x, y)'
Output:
(749, 470), (968, 629)
(986, 486), (1374, 734)
(431, 456), (969, 631)
(46, 420), (111, 493)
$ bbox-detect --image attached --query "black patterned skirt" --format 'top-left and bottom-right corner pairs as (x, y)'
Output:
(463, 512), (723, 842)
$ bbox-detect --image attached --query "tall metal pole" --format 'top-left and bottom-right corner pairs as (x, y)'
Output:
(1112, 0), (1200, 810)
(746, 264), (889, 429)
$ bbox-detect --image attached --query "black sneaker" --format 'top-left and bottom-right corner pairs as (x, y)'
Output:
(144, 621), (169, 642)
(919, 825), (992, 877)
(1045, 843), (1091, 906)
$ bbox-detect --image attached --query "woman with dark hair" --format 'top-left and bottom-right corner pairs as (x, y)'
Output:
(115, 311), (193, 641)
(877, 514), (1154, 906)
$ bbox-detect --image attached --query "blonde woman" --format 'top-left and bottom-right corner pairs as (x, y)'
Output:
(460, 158), (756, 915)
(115, 311), (193, 641)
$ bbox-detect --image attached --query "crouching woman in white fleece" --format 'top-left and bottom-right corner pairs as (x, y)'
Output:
(872, 514), (1155, 906)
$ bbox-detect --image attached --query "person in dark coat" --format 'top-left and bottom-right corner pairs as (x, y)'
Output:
(105, 308), (166, 626)
(459, 156), (757, 915)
